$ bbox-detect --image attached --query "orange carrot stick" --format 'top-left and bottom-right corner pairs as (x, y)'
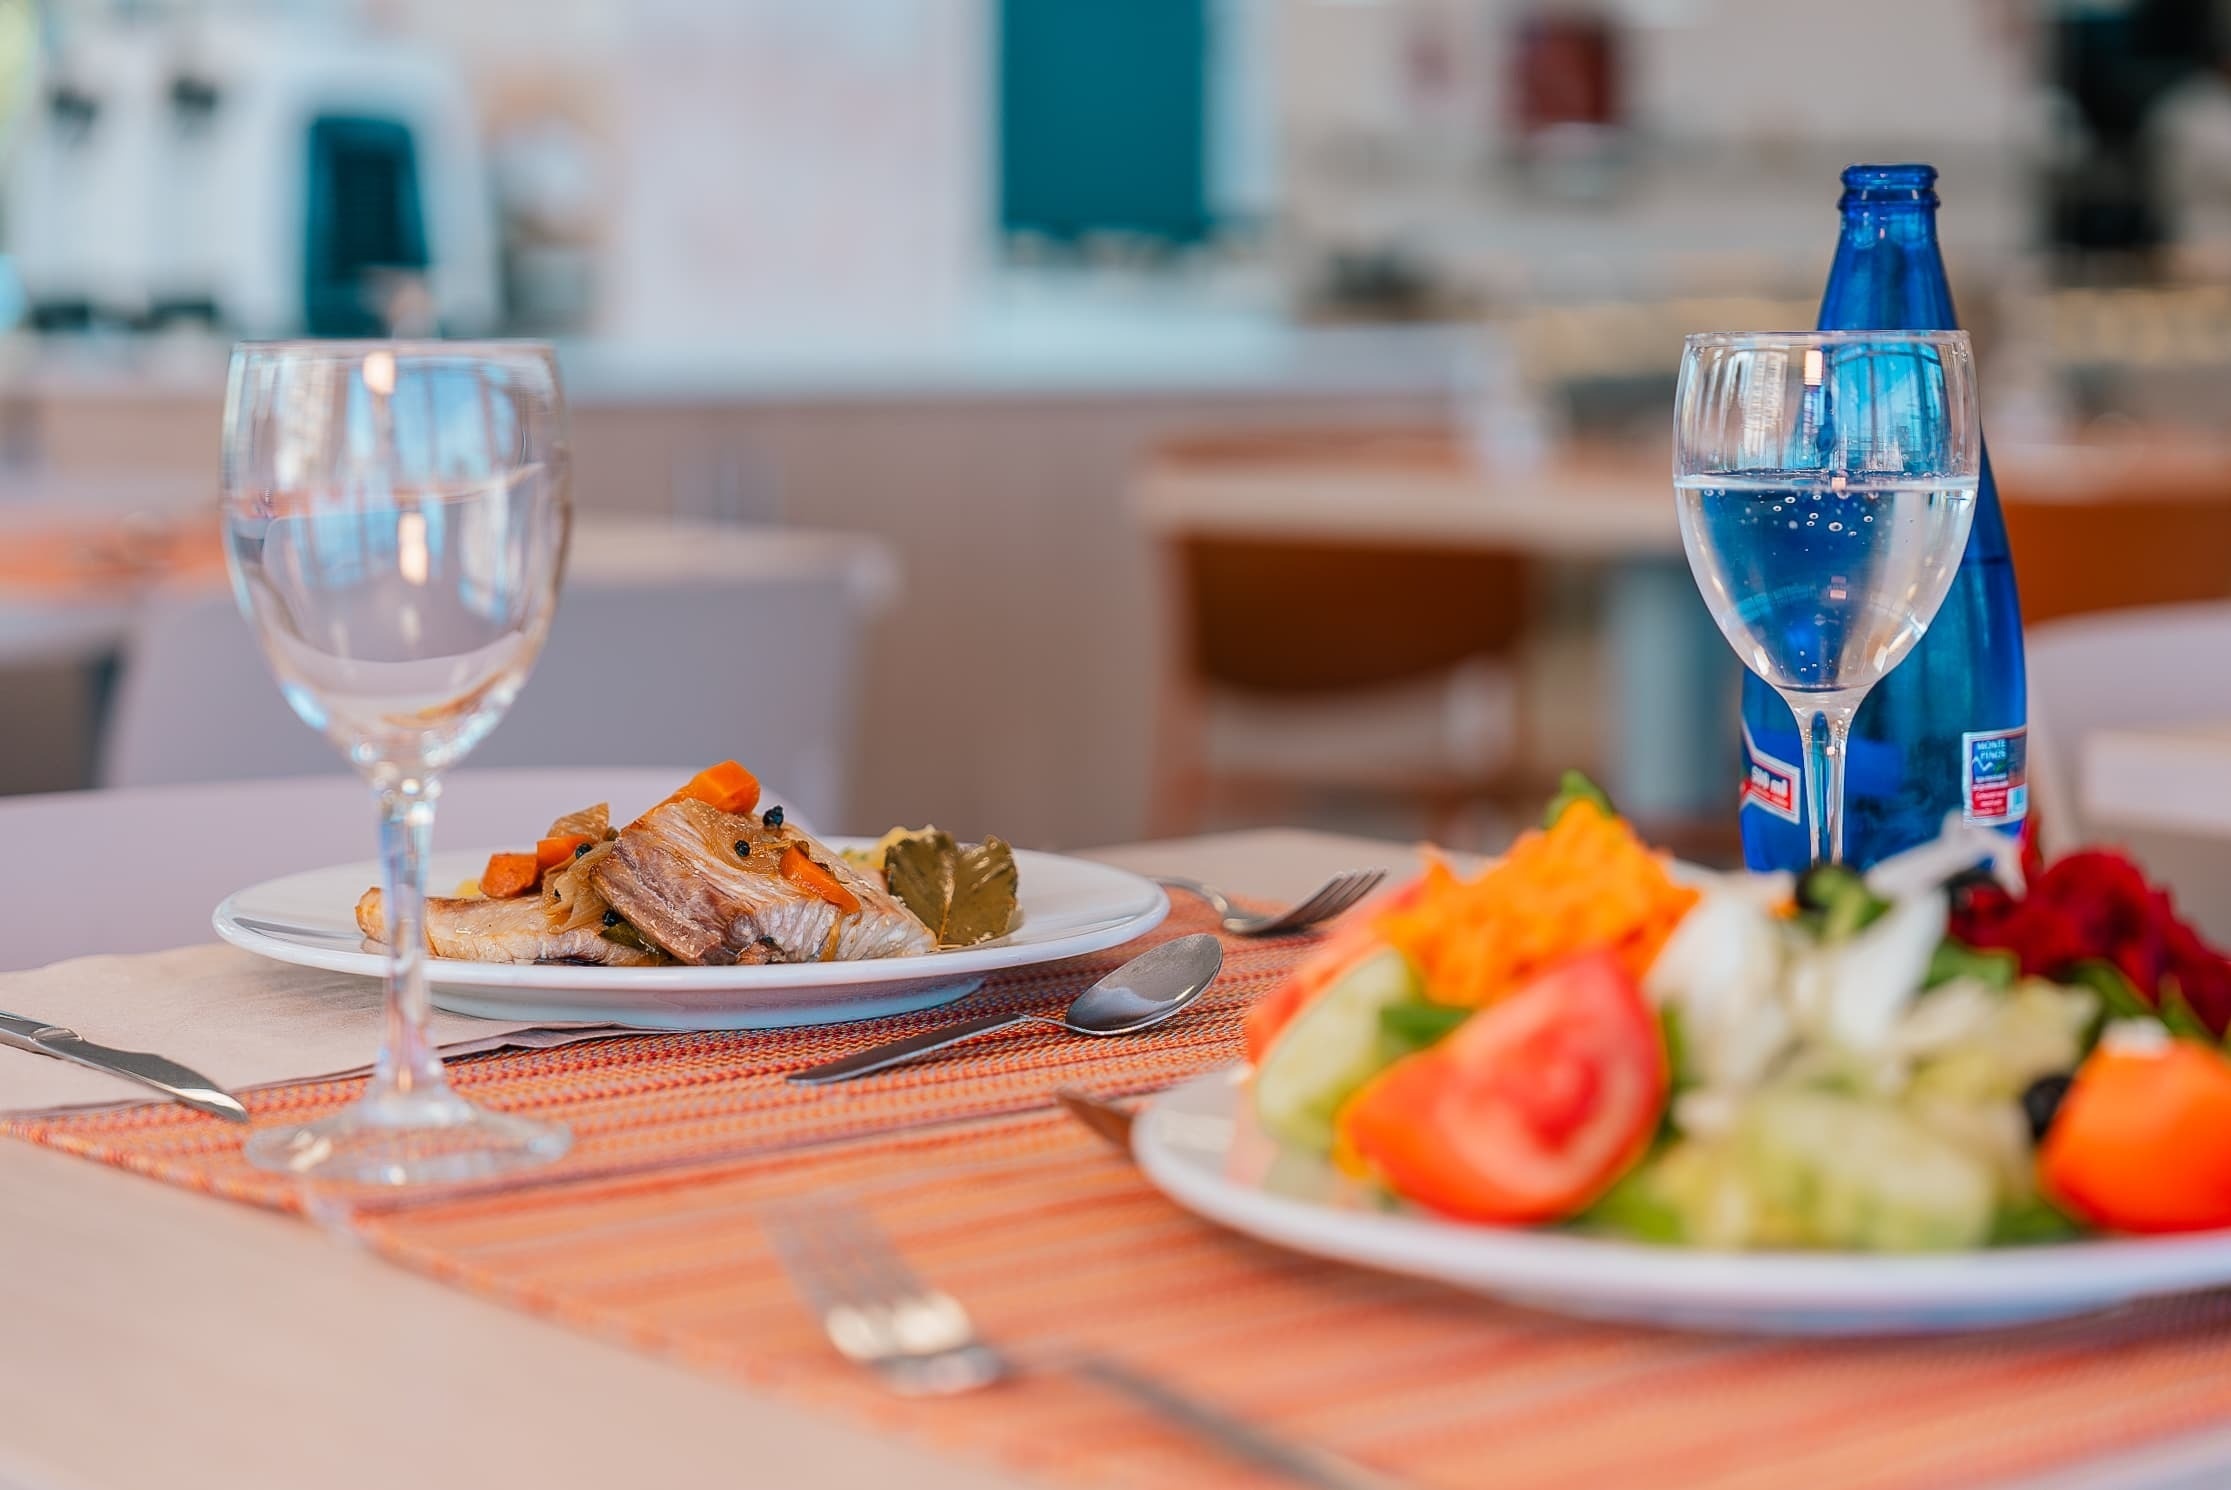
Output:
(480, 852), (539, 899)
(676, 761), (761, 816)
(536, 835), (594, 875)
(779, 845), (859, 914)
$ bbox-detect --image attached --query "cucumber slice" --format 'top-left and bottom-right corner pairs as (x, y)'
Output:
(1254, 948), (1422, 1154)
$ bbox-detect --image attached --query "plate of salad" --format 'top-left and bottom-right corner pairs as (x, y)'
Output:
(1132, 777), (2231, 1334)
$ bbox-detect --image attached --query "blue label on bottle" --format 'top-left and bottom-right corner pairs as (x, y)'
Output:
(1963, 727), (2028, 826)
(1741, 721), (1802, 824)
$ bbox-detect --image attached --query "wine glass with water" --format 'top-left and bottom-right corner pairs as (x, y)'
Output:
(221, 341), (573, 1184)
(1674, 330), (1982, 865)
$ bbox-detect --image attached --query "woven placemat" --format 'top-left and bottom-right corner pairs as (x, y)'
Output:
(11, 900), (2231, 1490)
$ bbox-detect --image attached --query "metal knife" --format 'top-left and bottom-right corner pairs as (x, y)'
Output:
(0, 1012), (249, 1124)
(1054, 1086), (1138, 1156)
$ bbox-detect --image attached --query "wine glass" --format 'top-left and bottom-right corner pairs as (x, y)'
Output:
(1674, 330), (1982, 864)
(221, 341), (573, 1184)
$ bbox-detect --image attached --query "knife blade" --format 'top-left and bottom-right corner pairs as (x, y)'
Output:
(0, 1012), (249, 1124)
(1054, 1086), (1137, 1156)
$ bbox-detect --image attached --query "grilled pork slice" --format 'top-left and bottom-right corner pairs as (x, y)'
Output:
(590, 796), (934, 965)
(355, 862), (667, 968)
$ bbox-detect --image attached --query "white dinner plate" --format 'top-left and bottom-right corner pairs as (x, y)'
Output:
(1134, 1067), (2231, 1336)
(213, 843), (1167, 1030)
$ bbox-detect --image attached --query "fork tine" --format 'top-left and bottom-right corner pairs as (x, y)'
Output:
(1261, 869), (1385, 933)
(1315, 869), (1386, 921)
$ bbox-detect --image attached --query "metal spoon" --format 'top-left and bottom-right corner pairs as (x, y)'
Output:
(787, 933), (1224, 1085)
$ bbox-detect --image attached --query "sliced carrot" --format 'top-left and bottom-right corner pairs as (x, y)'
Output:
(677, 761), (761, 816)
(780, 845), (859, 914)
(536, 834), (594, 875)
(480, 852), (539, 899)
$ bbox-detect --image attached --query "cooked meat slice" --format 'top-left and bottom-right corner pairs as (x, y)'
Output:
(546, 802), (611, 840)
(590, 796), (934, 965)
(354, 887), (667, 967)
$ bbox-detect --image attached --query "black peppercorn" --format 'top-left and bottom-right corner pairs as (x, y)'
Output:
(602, 909), (622, 928)
(762, 805), (785, 829)
(574, 841), (593, 858)
(735, 839), (751, 858)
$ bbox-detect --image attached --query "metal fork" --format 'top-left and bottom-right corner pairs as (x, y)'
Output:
(1155, 869), (1386, 936)
(765, 1201), (1407, 1490)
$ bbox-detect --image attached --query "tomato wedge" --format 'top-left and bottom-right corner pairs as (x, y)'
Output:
(1335, 950), (1666, 1224)
(2039, 1031), (2231, 1234)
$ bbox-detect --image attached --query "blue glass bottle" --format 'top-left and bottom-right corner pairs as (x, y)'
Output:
(1738, 164), (2028, 869)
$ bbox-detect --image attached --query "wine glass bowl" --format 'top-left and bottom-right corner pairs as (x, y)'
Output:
(221, 341), (573, 1185)
(1673, 331), (1982, 864)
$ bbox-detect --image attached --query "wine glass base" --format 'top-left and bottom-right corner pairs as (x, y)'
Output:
(245, 1087), (570, 1187)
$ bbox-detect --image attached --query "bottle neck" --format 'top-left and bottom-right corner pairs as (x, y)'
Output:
(1818, 202), (1959, 332)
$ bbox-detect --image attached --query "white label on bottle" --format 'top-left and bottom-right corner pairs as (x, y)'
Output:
(1964, 727), (2029, 827)
(1741, 720), (1802, 824)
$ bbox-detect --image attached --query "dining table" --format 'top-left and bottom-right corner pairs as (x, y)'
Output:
(0, 772), (1398, 1490)
(8, 772), (2231, 1490)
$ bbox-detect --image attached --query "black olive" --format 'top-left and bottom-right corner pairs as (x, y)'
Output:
(601, 909), (622, 928)
(734, 839), (751, 858)
(574, 842), (593, 859)
(2022, 1073), (2074, 1142)
(762, 805), (785, 829)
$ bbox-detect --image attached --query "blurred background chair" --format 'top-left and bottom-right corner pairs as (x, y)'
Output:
(2027, 600), (2231, 943)
(100, 525), (896, 829)
(1143, 432), (1536, 846)
(2027, 601), (2231, 851)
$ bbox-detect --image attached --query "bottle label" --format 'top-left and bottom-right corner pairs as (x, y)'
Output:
(1741, 721), (1802, 825)
(1963, 727), (2029, 826)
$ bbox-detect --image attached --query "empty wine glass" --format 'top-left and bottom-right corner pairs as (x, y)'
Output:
(1674, 330), (1982, 864)
(221, 341), (573, 1184)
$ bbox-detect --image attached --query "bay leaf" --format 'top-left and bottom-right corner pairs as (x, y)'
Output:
(884, 829), (1018, 948)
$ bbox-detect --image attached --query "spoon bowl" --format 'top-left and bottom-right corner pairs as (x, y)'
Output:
(789, 933), (1224, 1085)
(1062, 933), (1223, 1034)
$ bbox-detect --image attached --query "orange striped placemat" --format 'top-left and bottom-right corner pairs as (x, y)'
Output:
(11, 899), (2231, 1490)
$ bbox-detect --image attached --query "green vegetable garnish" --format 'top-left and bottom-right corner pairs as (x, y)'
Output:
(1577, 1158), (1688, 1246)
(1924, 940), (2017, 991)
(1377, 999), (1470, 1055)
(1543, 769), (1615, 828)
(1794, 862), (1889, 942)
(1987, 1193), (2084, 1247)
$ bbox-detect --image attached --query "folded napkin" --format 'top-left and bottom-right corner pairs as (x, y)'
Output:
(0, 943), (628, 1117)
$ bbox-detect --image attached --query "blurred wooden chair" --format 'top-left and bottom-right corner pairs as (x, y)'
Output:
(1140, 431), (1537, 842)
(1999, 442), (2231, 626)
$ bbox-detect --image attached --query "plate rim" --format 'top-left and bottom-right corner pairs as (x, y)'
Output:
(213, 840), (1169, 992)
(1133, 1067), (2231, 1323)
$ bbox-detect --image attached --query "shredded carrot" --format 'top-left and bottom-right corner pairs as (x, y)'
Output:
(677, 761), (761, 816)
(1376, 800), (1698, 1008)
(779, 845), (859, 914)
(535, 835), (594, 876)
(479, 852), (539, 899)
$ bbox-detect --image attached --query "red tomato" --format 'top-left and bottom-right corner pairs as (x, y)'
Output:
(1335, 950), (1666, 1224)
(2040, 1035), (2231, 1234)
(1243, 878), (1427, 1065)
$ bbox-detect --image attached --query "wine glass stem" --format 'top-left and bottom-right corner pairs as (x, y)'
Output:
(1785, 692), (1864, 865)
(371, 779), (449, 1101)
